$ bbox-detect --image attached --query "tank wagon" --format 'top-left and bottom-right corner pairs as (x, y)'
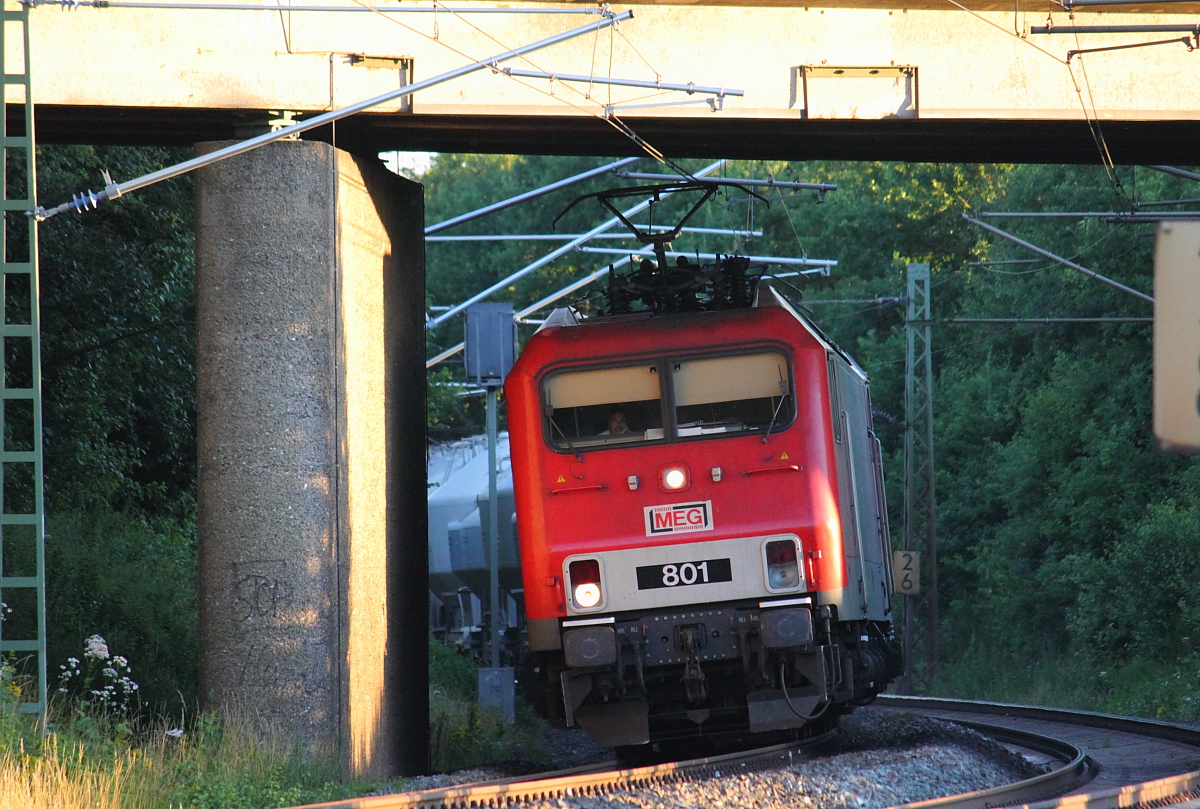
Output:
(504, 227), (902, 748)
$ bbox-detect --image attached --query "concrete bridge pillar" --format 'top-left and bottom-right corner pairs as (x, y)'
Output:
(194, 140), (428, 777)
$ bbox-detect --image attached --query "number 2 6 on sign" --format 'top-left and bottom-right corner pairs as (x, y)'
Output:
(893, 551), (920, 596)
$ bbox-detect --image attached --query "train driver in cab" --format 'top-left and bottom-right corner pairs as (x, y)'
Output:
(602, 409), (630, 436)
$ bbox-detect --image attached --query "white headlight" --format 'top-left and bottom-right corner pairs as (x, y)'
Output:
(574, 583), (602, 608)
(664, 468), (686, 489)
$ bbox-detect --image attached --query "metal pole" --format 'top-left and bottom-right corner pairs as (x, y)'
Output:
(962, 215), (1154, 303)
(500, 69), (744, 98)
(1031, 23), (1200, 33)
(577, 246), (837, 268)
(944, 317), (1153, 323)
(427, 226), (762, 241)
(34, 9), (633, 219)
(1146, 165), (1200, 184)
(425, 258), (634, 370)
(921, 276), (937, 685)
(1063, 0), (1199, 5)
(426, 159), (725, 330)
(615, 172), (837, 192)
(25, 0), (608, 11)
(425, 157), (643, 235)
(487, 386), (500, 669)
(978, 211), (1200, 219)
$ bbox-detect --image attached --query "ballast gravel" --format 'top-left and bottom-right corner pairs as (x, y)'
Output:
(398, 708), (1042, 808)
(522, 710), (1043, 809)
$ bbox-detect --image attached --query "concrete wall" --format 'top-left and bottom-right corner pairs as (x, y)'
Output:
(195, 140), (427, 778)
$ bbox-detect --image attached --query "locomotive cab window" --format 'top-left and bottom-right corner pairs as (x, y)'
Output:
(543, 364), (665, 449)
(672, 352), (793, 437)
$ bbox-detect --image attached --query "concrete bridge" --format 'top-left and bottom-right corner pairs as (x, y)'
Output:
(15, 0), (1200, 162)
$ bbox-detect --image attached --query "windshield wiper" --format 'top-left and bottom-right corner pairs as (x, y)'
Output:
(545, 409), (583, 463)
(761, 394), (790, 444)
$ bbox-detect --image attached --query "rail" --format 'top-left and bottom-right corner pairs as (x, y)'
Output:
(289, 735), (834, 809)
(880, 695), (1200, 809)
(287, 696), (1200, 809)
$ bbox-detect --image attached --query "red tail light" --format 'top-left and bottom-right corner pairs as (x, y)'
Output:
(765, 539), (801, 590)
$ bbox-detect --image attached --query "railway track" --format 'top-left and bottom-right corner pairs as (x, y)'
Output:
(877, 695), (1200, 805)
(289, 698), (1200, 809)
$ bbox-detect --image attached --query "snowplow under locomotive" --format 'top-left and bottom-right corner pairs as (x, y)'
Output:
(503, 184), (902, 749)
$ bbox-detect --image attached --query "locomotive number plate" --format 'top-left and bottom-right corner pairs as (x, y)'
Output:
(636, 558), (732, 590)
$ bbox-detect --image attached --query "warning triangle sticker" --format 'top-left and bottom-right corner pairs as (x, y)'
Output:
(780, 452), (790, 460)
(556, 475), (566, 483)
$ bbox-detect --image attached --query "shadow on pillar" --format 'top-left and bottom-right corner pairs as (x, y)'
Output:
(195, 139), (428, 778)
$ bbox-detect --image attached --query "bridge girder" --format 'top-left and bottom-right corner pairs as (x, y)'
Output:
(11, 0), (1200, 162)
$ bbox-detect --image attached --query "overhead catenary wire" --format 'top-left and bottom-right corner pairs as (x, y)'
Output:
(370, 0), (698, 181)
(615, 172), (837, 192)
(962, 214), (1154, 303)
(425, 159), (727, 330)
(427, 257), (834, 370)
(424, 157), (643, 235)
(979, 210), (1200, 218)
(33, 9), (633, 220)
(804, 297), (906, 305)
(941, 0), (1130, 204)
(576, 246), (836, 270)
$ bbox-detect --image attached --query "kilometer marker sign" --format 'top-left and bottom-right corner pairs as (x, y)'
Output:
(644, 501), (713, 536)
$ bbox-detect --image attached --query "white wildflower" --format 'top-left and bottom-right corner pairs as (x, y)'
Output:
(165, 728), (184, 739)
(84, 635), (109, 661)
(101, 667), (117, 678)
(67, 658), (79, 669)
(111, 656), (128, 669)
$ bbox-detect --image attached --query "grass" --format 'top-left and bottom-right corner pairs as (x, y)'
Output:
(0, 638), (551, 808)
(927, 646), (1200, 722)
(428, 640), (549, 773)
(0, 704), (363, 809)
(8, 639), (1200, 805)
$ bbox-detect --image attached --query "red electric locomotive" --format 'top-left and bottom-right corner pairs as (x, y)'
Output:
(504, 186), (902, 749)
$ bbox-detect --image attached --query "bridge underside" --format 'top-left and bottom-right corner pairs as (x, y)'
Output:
(22, 105), (1199, 164)
(15, 0), (1200, 166)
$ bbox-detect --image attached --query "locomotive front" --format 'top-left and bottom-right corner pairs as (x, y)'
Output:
(506, 292), (901, 749)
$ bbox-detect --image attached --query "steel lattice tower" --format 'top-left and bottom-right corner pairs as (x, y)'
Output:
(902, 262), (936, 691)
(0, 3), (46, 719)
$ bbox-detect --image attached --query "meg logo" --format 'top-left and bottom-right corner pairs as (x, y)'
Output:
(644, 501), (714, 536)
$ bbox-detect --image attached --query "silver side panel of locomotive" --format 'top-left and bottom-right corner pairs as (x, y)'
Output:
(755, 287), (893, 622)
(823, 353), (893, 621)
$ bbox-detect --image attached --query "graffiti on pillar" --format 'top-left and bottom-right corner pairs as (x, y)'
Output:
(232, 560), (295, 622)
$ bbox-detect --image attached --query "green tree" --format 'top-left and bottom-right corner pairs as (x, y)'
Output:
(34, 145), (198, 711)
